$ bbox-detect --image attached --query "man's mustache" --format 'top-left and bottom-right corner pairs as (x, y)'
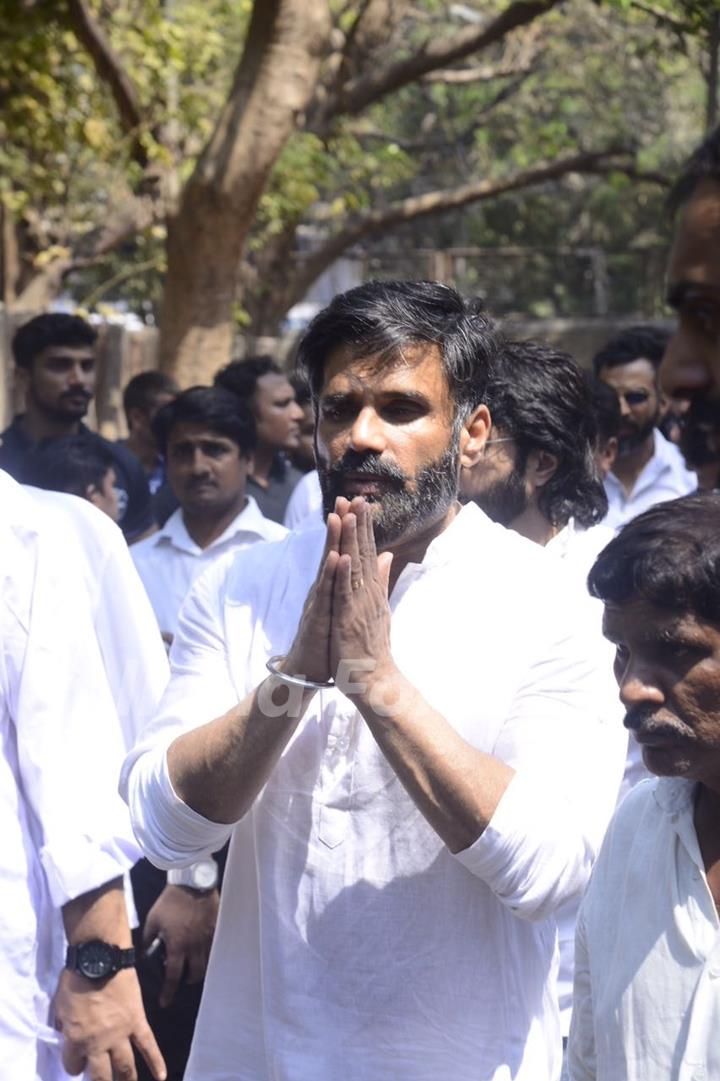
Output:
(61, 389), (92, 401)
(624, 704), (685, 740)
(325, 450), (407, 488)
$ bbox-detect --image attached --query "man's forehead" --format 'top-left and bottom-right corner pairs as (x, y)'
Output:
(168, 422), (234, 445)
(600, 359), (656, 386)
(602, 600), (692, 639)
(321, 341), (445, 392)
(40, 344), (95, 359)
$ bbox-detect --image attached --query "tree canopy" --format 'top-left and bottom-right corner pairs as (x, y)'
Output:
(0, 0), (709, 380)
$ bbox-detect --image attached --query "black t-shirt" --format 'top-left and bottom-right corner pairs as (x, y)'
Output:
(246, 455), (303, 524)
(0, 416), (154, 542)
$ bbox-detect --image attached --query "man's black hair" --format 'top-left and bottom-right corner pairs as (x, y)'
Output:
(23, 434), (114, 498)
(152, 386), (257, 457)
(585, 372), (621, 444)
(592, 325), (670, 377)
(289, 371), (311, 407)
(12, 313), (97, 370)
(486, 339), (608, 529)
(295, 279), (499, 419)
(668, 124), (720, 216)
(214, 356), (283, 401)
(588, 492), (720, 623)
(123, 371), (178, 423)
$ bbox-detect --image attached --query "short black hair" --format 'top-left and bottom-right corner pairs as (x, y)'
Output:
(592, 325), (670, 377)
(486, 339), (608, 528)
(295, 280), (499, 419)
(668, 124), (720, 215)
(588, 492), (720, 622)
(13, 313), (97, 370)
(152, 385), (257, 457)
(123, 371), (179, 422)
(585, 373), (621, 444)
(214, 356), (283, 401)
(22, 434), (114, 498)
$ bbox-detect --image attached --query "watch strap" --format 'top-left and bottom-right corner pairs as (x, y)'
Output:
(65, 943), (136, 972)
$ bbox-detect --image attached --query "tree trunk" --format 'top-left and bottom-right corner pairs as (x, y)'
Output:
(158, 0), (332, 383)
(707, 10), (720, 132)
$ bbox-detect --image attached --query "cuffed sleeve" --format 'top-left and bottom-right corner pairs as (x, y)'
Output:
(126, 742), (234, 869)
(452, 771), (593, 921)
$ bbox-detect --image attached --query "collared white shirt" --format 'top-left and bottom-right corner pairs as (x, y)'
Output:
(602, 429), (696, 531)
(569, 777), (720, 1081)
(283, 469), (323, 531)
(0, 473), (144, 1080)
(123, 504), (624, 1081)
(545, 519), (627, 1036)
(131, 496), (286, 636)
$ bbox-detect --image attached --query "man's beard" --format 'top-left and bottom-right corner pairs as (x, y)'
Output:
(471, 465), (529, 527)
(616, 416), (657, 457)
(679, 397), (720, 471)
(318, 441), (460, 549)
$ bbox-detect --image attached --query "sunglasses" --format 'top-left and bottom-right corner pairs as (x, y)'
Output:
(617, 389), (652, 406)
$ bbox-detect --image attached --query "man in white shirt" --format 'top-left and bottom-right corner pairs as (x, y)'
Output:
(461, 339), (627, 1052)
(0, 471), (165, 1081)
(132, 386), (287, 641)
(123, 280), (617, 1081)
(569, 492), (720, 1081)
(593, 326), (696, 530)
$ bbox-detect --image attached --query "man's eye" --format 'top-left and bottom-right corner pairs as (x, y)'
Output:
(321, 403), (351, 421)
(684, 305), (720, 338)
(384, 402), (421, 420)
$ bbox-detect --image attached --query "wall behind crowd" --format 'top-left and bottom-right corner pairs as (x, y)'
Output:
(0, 309), (670, 437)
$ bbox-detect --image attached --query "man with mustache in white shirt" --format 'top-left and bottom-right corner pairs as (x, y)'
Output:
(124, 280), (618, 1081)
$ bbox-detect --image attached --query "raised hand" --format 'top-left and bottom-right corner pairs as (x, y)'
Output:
(282, 509), (342, 684)
(331, 498), (394, 692)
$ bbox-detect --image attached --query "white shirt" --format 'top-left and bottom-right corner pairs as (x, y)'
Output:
(569, 777), (720, 1081)
(0, 473), (143, 1080)
(283, 468), (323, 530)
(131, 496), (286, 636)
(545, 520), (627, 1036)
(123, 504), (624, 1081)
(602, 429), (696, 531)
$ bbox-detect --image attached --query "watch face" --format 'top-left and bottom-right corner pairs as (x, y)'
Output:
(78, 941), (114, 980)
(192, 861), (218, 890)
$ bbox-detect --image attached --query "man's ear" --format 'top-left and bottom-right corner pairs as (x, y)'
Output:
(15, 366), (30, 398)
(526, 448), (559, 491)
(459, 404), (491, 468)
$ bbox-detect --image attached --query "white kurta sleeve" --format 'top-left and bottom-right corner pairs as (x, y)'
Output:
(8, 526), (140, 907)
(453, 587), (625, 921)
(121, 557), (241, 867)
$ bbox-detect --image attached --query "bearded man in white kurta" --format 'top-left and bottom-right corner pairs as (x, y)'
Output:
(123, 281), (621, 1081)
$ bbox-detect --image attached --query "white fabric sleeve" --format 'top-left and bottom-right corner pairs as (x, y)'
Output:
(10, 530), (140, 907)
(452, 590), (626, 921)
(121, 557), (243, 867)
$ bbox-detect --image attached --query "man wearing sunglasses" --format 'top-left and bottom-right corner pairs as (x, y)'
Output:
(593, 325), (695, 530)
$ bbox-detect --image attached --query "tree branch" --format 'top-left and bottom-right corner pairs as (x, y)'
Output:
(293, 148), (637, 291)
(422, 60), (535, 83)
(627, 0), (692, 33)
(310, 0), (561, 126)
(64, 0), (148, 166)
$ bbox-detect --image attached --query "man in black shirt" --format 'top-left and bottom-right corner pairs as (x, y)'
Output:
(0, 313), (153, 542)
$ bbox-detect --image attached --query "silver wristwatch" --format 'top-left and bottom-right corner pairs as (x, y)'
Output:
(167, 858), (219, 891)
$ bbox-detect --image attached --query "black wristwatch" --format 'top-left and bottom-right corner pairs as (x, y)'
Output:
(65, 940), (136, 981)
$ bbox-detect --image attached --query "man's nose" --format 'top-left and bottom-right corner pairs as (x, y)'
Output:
(618, 394), (632, 418)
(349, 406), (386, 454)
(189, 449), (211, 473)
(660, 329), (713, 398)
(617, 663), (664, 710)
(290, 401), (304, 422)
